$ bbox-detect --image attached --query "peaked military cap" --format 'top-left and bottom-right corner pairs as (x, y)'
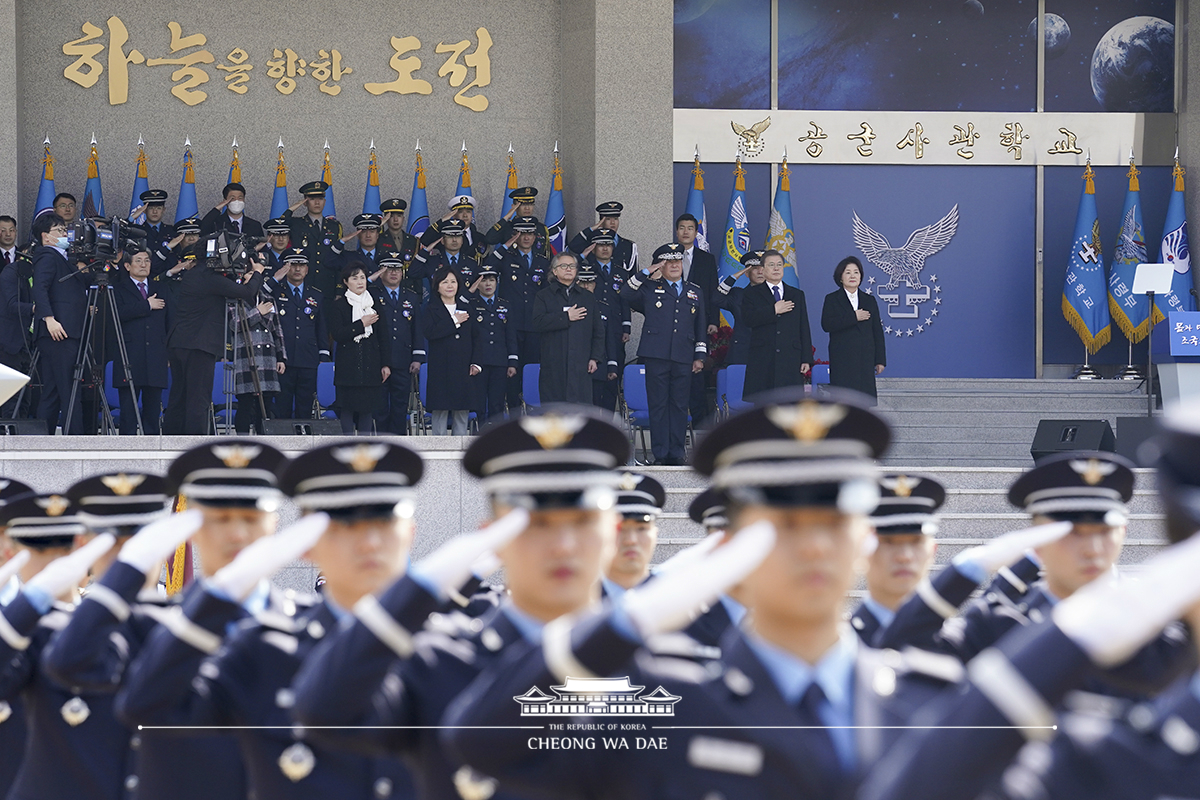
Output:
(168, 441), (289, 510)
(688, 486), (729, 530)
(463, 405), (630, 507)
(596, 201), (623, 217)
(300, 181), (329, 197)
(139, 189), (169, 206)
(509, 187), (538, 203)
(589, 229), (616, 246)
(264, 217), (291, 235)
(380, 198), (408, 213)
(1, 494), (85, 543)
(175, 217), (202, 235)
(0, 479), (34, 510)
(615, 472), (666, 521)
(448, 194), (476, 211)
(575, 264), (597, 282)
(353, 213), (382, 231)
(1149, 399), (1200, 542)
(652, 243), (685, 262)
(512, 216), (539, 234)
(282, 248), (309, 265)
(380, 252), (407, 269)
(441, 219), (467, 236)
(477, 265), (499, 279)
(1008, 451), (1135, 525)
(740, 250), (766, 268)
(66, 472), (172, 530)
(692, 388), (890, 513)
(280, 441), (423, 518)
(870, 474), (945, 535)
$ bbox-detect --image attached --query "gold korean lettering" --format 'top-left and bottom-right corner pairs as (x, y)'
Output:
(63, 22), (105, 88)
(896, 123), (929, 159)
(949, 123), (980, 159)
(846, 122), (877, 157)
(266, 48), (307, 95)
(999, 122), (1029, 160)
(215, 48), (253, 94)
(310, 49), (353, 96)
(145, 22), (214, 106)
(364, 36), (432, 96)
(435, 27), (492, 111)
(1048, 127), (1083, 155)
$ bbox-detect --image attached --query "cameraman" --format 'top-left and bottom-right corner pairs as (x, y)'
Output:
(31, 213), (89, 434)
(162, 245), (266, 435)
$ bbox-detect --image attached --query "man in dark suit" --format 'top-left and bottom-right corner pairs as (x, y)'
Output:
(621, 244), (707, 466)
(532, 253), (604, 405)
(675, 213), (719, 425)
(162, 248), (266, 435)
(0, 244), (35, 417)
(112, 249), (169, 434)
(200, 182), (264, 238)
(741, 249), (813, 399)
(267, 249), (328, 419)
(369, 254), (422, 434)
(31, 214), (88, 434)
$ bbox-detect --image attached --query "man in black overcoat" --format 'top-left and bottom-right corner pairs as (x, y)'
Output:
(112, 250), (169, 434)
(741, 249), (812, 399)
(532, 252), (603, 405)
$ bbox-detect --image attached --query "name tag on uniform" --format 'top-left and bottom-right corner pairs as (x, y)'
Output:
(687, 737), (763, 776)
(654, 287), (666, 294)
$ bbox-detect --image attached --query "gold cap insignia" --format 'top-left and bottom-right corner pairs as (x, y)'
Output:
(38, 495), (70, 517)
(101, 473), (146, 497)
(332, 443), (390, 473)
(619, 472), (640, 491)
(211, 444), (262, 469)
(453, 766), (499, 800)
(766, 401), (847, 442)
(1069, 458), (1117, 486)
(520, 414), (587, 450)
(61, 697), (90, 727)
(882, 475), (913, 497)
(277, 742), (316, 783)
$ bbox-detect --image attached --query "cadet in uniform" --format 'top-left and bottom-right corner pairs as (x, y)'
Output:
(602, 472), (666, 596)
(292, 408), (629, 800)
(490, 217), (550, 412)
(421, 195), (487, 263)
(444, 390), (967, 800)
(378, 198), (418, 260)
(116, 443), (429, 800)
(468, 265), (517, 424)
(135, 189), (175, 254)
(681, 486), (747, 648)
(370, 254), (422, 435)
(484, 187), (550, 258)
(621, 243), (707, 466)
(261, 217), (294, 272)
(576, 262), (623, 412)
(268, 249), (329, 420)
(344, 213), (387, 274)
(411, 218), (481, 297)
(149, 216), (201, 281)
(533, 252), (604, 405)
(568, 201), (639, 272)
(283, 181), (344, 301)
(716, 250), (768, 365)
(0, 480), (37, 798)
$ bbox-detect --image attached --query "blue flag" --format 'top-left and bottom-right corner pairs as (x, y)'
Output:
(320, 145), (336, 219)
(766, 157), (797, 287)
(500, 146), (517, 219)
(270, 144), (289, 219)
(1062, 163), (1112, 353)
(408, 148), (430, 238)
(685, 151), (709, 253)
(717, 160), (751, 326)
(362, 146), (381, 215)
(175, 142), (198, 223)
(547, 146), (566, 254)
(455, 144), (473, 198)
(1107, 160), (1151, 342)
(81, 140), (105, 218)
(128, 140), (149, 223)
(34, 139), (56, 221)
(1157, 160), (1196, 315)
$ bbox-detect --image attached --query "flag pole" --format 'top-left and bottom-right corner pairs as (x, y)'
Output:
(1075, 345), (1101, 380)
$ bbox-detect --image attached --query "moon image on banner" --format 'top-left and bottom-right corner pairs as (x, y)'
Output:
(674, 0), (718, 25)
(1090, 16), (1174, 112)
(1027, 14), (1071, 60)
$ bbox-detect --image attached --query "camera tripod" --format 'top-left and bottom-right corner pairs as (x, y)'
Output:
(63, 277), (145, 435)
(219, 296), (271, 434)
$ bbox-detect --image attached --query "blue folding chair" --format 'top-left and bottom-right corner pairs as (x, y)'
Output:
(724, 364), (751, 414)
(811, 363), (830, 390)
(315, 362), (337, 419)
(522, 364), (540, 410)
(715, 367), (729, 421)
(103, 362), (121, 425)
(621, 364), (651, 464)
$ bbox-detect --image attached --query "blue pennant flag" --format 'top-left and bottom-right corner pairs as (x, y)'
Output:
(717, 160), (751, 326)
(81, 139), (105, 218)
(1157, 160), (1196, 315)
(175, 142), (198, 223)
(1107, 159), (1151, 343)
(685, 151), (709, 253)
(33, 138), (56, 222)
(547, 147), (566, 254)
(408, 148), (430, 238)
(766, 157), (797, 287)
(1062, 163), (1112, 354)
(270, 143), (288, 219)
(320, 145), (336, 219)
(128, 140), (149, 223)
(362, 146), (381, 215)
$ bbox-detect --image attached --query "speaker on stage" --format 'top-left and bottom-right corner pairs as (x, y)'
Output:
(0, 419), (48, 435)
(1030, 419), (1116, 462)
(260, 419), (343, 436)
(1115, 416), (1161, 466)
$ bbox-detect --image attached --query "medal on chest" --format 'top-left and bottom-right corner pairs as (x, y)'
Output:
(61, 696), (90, 727)
(278, 742), (316, 782)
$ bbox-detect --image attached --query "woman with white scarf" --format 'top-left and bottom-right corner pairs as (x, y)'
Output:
(328, 263), (392, 434)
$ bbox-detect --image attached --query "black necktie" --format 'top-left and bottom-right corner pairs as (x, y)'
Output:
(390, 290), (398, 303)
(2, 251), (9, 267)
(797, 683), (841, 781)
(524, 252), (532, 270)
(773, 285), (783, 303)
(450, 255), (458, 267)
(294, 287), (302, 301)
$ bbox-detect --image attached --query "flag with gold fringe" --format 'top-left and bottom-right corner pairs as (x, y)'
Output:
(1157, 154), (1196, 315)
(270, 139), (288, 219)
(1107, 155), (1153, 342)
(1062, 161), (1111, 353)
(455, 141), (473, 198)
(81, 135), (105, 218)
(767, 154), (797, 287)
(320, 141), (336, 219)
(685, 149), (709, 253)
(717, 158), (750, 327)
(175, 139), (198, 223)
(500, 144), (518, 219)
(165, 495), (193, 596)
(228, 138), (242, 184)
(546, 143), (566, 254)
(128, 137), (149, 223)
(362, 141), (381, 214)
(409, 143), (430, 238)
(34, 137), (56, 220)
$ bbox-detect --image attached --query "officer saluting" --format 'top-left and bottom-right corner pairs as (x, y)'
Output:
(422, 195), (486, 262)
(467, 264), (517, 424)
(370, 253), (423, 434)
(378, 198), (418, 261)
(135, 189), (175, 253)
(269, 249), (329, 420)
(411, 218), (480, 294)
(490, 216), (550, 412)
(343, 213), (386, 274)
(282, 181), (343, 301)
(485, 187), (551, 258)
(569, 200), (639, 272)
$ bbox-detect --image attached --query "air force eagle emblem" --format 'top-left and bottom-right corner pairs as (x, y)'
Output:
(731, 117), (771, 158)
(852, 205), (958, 292)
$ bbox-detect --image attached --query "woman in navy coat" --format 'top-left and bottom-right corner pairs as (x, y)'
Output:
(821, 256), (886, 403)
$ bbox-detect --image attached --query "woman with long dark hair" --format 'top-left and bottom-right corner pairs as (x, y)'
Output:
(821, 256), (886, 404)
(419, 266), (476, 435)
(328, 262), (391, 433)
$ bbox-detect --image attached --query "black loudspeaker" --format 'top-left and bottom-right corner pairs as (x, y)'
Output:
(260, 419), (343, 436)
(1030, 419), (1116, 462)
(0, 419), (48, 435)
(1115, 416), (1162, 466)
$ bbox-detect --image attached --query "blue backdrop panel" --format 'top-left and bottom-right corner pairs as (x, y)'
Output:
(1042, 165), (1172, 365)
(674, 0), (771, 109)
(672, 161), (772, 255)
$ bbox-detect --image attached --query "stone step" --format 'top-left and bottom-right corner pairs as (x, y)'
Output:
(876, 378), (1151, 394)
(876, 409), (1136, 428)
(877, 395), (1148, 413)
(888, 424), (1043, 444)
(885, 441), (1039, 460)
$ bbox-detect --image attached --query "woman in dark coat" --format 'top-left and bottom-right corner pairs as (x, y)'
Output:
(328, 262), (391, 433)
(821, 256), (886, 404)
(532, 254), (604, 405)
(419, 266), (476, 435)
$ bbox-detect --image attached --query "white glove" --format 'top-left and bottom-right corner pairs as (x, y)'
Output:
(953, 521), (1073, 574)
(26, 534), (116, 599)
(1054, 531), (1200, 667)
(117, 509), (203, 574)
(412, 509), (528, 598)
(0, 550), (30, 587)
(653, 531), (724, 576)
(470, 550), (503, 581)
(623, 520), (776, 638)
(208, 513), (329, 602)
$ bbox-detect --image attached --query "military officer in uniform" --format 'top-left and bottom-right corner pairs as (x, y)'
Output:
(489, 217), (550, 412)
(378, 198), (417, 260)
(370, 254), (422, 435)
(135, 189), (175, 253)
(344, 213), (387, 274)
(149, 216), (202, 280)
(576, 263), (623, 412)
(0, 480), (38, 798)
(421, 195), (487, 262)
(681, 486), (746, 648)
(581, 228), (632, 344)
(621, 243), (707, 466)
(568, 200), (639, 272)
(411, 217), (481, 294)
(282, 181), (344, 301)
(468, 265), (517, 424)
(485, 187), (551, 258)
(716, 250), (768, 365)
(268, 249), (329, 419)
(260, 217), (294, 272)
(602, 473), (666, 596)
